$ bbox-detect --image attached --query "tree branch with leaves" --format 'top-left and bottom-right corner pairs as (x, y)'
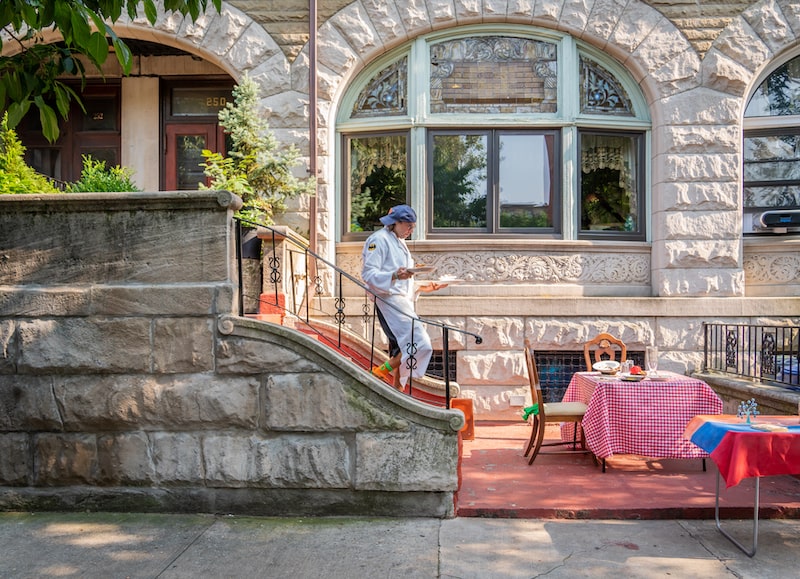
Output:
(1, 0), (221, 142)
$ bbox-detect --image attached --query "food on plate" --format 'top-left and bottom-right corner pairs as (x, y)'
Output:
(592, 360), (621, 374)
(630, 365), (644, 375)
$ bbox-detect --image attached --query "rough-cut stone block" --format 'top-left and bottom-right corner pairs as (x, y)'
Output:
(654, 152), (739, 185)
(657, 211), (740, 241)
(660, 239), (741, 269)
(456, 351), (528, 386)
(0, 376), (63, 431)
(701, 49), (751, 95)
(216, 335), (322, 374)
(97, 432), (155, 485)
(56, 375), (259, 430)
(153, 318), (214, 373)
(355, 428), (458, 491)
(34, 434), (97, 485)
(361, 0), (409, 45)
(204, 434), (351, 488)
(658, 182), (739, 212)
(656, 88), (739, 126)
(316, 22), (360, 78)
(525, 319), (654, 352)
(659, 125), (739, 154)
(18, 318), (151, 373)
(655, 269), (745, 297)
(0, 289), (91, 317)
(91, 285), (222, 316)
(0, 321), (14, 374)
(713, 15), (772, 69)
(609, 1), (660, 53)
(331, 2), (381, 57)
(0, 433), (30, 485)
(584, 0), (626, 40)
(465, 317), (524, 350)
(152, 432), (204, 484)
(264, 373), (408, 431)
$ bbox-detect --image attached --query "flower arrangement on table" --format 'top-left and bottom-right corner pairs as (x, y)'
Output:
(737, 398), (760, 424)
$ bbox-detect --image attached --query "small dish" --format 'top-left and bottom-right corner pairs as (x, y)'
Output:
(647, 375), (670, 382)
(620, 373), (646, 382)
(593, 360), (621, 375)
(434, 276), (464, 285)
(408, 265), (436, 274)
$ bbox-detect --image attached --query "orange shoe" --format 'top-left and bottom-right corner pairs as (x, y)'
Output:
(371, 362), (393, 380)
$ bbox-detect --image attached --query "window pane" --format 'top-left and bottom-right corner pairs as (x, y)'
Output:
(171, 87), (232, 116)
(743, 133), (800, 210)
(430, 37), (557, 114)
(579, 57), (633, 116)
(348, 134), (408, 233)
(432, 134), (488, 228)
(745, 56), (800, 117)
(498, 134), (553, 228)
(176, 135), (207, 190)
(351, 57), (407, 118)
(81, 97), (118, 131)
(580, 133), (640, 234)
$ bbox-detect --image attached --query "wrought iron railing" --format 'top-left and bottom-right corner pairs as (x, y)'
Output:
(235, 218), (482, 407)
(703, 323), (800, 390)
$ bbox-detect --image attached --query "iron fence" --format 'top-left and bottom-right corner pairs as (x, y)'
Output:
(703, 323), (800, 391)
(235, 218), (482, 407)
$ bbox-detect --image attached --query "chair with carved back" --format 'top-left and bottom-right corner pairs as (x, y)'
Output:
(583, 332), (627, 371)
(523, 340), (590, 465)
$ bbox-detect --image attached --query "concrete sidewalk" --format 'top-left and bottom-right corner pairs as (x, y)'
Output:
(2, 512), (799, 578)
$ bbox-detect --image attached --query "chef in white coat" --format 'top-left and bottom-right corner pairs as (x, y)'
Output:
(361, 205), (445, 388)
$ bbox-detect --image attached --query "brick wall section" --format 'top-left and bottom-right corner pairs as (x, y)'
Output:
(0, 192), (462, 517)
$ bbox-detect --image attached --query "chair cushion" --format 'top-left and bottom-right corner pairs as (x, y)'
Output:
(543, 401), (588, 418)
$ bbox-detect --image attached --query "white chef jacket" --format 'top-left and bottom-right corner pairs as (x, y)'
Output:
(362, 226), (432, 385)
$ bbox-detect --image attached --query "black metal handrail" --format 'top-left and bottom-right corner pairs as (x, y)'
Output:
(235, 218), (482, 407)
(703, 323), (800, 390)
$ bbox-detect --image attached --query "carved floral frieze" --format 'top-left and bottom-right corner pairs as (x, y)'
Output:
(337, 251), (650, 285)
(744, 253), (800, 284)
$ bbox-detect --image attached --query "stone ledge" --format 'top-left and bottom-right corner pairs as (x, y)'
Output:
(694, 371), (800, 416)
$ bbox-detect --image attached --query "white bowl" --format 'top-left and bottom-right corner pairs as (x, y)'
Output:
(593, 360), (621, 374)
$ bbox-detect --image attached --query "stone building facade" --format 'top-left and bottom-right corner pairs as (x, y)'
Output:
(5, 1), (800, 419)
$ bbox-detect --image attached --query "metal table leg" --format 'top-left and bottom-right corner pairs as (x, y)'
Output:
(714, 470), (759, 557)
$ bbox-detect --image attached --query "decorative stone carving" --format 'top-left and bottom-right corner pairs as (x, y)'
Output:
(744, 253), (800, 284)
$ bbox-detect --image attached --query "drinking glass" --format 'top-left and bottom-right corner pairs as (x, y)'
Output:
(645, 346), (659, 377)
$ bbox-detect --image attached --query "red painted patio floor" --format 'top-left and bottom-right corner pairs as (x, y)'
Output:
(456, 421), (800, 520)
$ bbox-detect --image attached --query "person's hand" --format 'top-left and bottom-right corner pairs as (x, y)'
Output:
(419, 282), (448, 292)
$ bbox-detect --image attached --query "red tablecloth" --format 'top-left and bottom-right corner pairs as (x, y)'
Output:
(561, 371), (723, 460)
(685, 415), (800, 487)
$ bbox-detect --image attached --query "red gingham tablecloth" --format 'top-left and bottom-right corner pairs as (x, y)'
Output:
(561, 372), (723, 460)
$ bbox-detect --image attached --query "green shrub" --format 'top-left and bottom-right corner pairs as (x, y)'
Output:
(66, 155), (141, 192)
(0, 112), (60, 194)
(200, 73), (314, 224)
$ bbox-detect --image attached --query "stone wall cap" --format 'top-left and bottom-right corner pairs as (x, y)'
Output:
(0, 190), (243, 213)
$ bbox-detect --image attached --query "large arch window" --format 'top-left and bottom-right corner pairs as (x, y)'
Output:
(743, 54), (800, 235)
(338, 29), (649, 241)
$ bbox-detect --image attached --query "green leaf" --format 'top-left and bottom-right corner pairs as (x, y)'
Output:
(70, 9), (93, 52)
(112, 37), (133, 76)
(6, 100), (31, 128)
(86, 32), (109, 66)
(36, 100), (60, 143)
(144, 0), (158, 24)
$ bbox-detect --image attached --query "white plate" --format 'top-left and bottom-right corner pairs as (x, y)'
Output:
(408, 265), (436, 274)
(593, 360), (621, 374)
(647, 375), (670, 382)
(619, 373), (646, 382)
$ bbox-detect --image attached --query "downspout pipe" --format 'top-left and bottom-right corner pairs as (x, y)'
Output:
(308, 0), (318, 254)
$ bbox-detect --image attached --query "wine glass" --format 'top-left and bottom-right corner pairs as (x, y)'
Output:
(645, 346), (659, 377)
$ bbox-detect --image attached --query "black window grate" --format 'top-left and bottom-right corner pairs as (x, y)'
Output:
(428, 350), (457, 382)
(535, 350), (643, 403)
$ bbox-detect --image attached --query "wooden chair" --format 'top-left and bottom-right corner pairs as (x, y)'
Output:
(583, 332), (627, 371)
(522, 340), (590, 465)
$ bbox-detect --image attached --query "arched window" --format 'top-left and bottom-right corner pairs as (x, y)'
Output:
(743, 54), (800, 235)
(338, 29), (650, 241)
